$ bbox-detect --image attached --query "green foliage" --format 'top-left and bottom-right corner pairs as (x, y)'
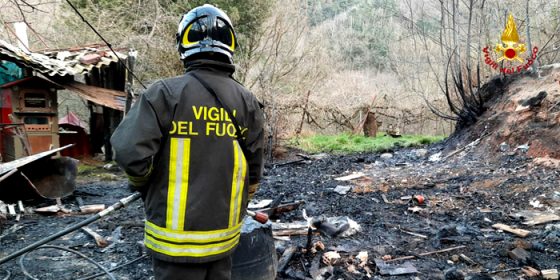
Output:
(62, 0), (272, 82)
(416, 17), (439, 35)
(306, 0), (398, 70)
(77, 163), (97, 175)
(307, 0), (353, 26)
(71, 0), (271, 41)
(291, 133), (444, 154)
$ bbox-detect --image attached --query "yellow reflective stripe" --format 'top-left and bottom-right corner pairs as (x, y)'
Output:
(229, 141), (246, 227)
(145, 220), (242, 243)
(126, 162), (153, 186)
(177, 139), (190, 230)
(145, 233), (240, 257)
(166, 138), (190, 230)
(229, 141), (239, 227)
(166, 139), (178, 229)
(236, 146), (247, 224)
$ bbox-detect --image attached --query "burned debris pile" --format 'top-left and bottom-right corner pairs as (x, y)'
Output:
(258, 145), (559, 279)
(252, 69), (560, 279)
(0, 69), (559, 279)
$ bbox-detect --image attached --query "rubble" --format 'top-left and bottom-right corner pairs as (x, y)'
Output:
(542, 269), (559, 280)
(1, 68), (560, 278)
(492, 223), (531, 237)
(322, 251), (341, 265)
(521, 266), (540, 277)
(333, 185), (352, 195)
(374, 258), (418, 276)
(508, 247), (531, 264)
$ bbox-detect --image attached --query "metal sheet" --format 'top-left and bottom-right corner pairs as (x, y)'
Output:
(0, 156), (77, 202)
(62, 82), (126, 111)
(0, 144), (73, 176)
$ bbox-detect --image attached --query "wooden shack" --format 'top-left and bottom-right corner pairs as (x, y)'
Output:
(0, 76), (61, 161)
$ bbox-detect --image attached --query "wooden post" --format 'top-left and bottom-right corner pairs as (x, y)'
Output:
(125, 49), (137, 114)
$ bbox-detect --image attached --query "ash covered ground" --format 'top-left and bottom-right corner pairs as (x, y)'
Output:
(0, 143), (558, 280)
(1, 70), (560, 279)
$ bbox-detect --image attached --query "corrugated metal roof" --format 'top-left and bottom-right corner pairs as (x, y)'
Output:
(0, 39), (126, 77)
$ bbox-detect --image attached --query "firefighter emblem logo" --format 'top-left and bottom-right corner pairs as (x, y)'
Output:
(495, 14), (526, 63)
(483, 13), (538, 74)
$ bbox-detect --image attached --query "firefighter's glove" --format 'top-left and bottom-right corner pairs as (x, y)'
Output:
(248, 183), (259, 200)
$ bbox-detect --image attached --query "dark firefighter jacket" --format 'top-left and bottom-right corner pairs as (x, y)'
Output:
(110, 59), (265, 263)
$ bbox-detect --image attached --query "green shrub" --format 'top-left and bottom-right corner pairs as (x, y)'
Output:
(290, 133), (444, 154)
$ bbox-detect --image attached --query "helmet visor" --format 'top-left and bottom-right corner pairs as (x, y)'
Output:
(182, 17), (209, 46)
(215, 18), (235, 51)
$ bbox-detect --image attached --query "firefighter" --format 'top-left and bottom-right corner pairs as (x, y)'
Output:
(110, 4), (264, 280)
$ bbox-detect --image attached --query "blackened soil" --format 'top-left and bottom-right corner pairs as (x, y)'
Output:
(0, 145), (559, 280)
(261, 146), (560, 280)
(0, 178), (150, 280)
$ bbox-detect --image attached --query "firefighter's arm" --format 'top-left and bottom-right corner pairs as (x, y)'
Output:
(245, 98), (265, 199)
(111, 81), (171, 189)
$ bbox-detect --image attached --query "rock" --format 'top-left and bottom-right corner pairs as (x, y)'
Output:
(499, 142), (509, 152)
(451, 254), (460, 262)
(415, 149), (428, 158)
(380, 153), (393, 160)
(429, 152), (442, 162)
(508, 247), (531, 264)
(444, 267), (465, 280)
(521, 91), (547, 107)
(516, 144), (530, 153)
(542, 269), (559, 280)
(333, 185), (352, 195)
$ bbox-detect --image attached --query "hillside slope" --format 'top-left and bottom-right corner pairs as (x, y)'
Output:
(445, 65), (560, 161)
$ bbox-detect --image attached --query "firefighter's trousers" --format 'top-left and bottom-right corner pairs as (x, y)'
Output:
(152, 256), (232, 280)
